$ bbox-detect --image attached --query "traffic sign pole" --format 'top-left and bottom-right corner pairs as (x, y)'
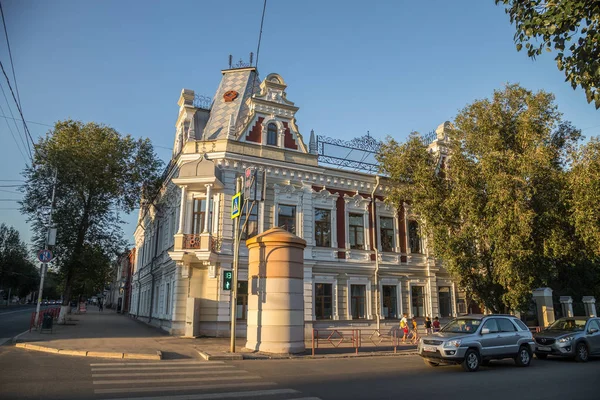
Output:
(230, 177), (242, 353)
(34, 169), (57, 328)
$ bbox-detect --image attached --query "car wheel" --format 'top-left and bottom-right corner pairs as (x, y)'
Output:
(574, 342), (589, 363)
(535, 353), (548, 360)
(462, 349), (480, 372)
(423, 360), (439, 367)
(515, 346), (532, 367)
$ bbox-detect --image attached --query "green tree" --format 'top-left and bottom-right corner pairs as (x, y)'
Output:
(569, 137), (600, 256)
(20, 120), (162, 318)
(378, 84), (582, 313)
(0, 223), (38, 302)
(496, 1), (600, 108)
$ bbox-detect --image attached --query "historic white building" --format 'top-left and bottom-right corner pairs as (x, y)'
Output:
(129, 65), (465, 337)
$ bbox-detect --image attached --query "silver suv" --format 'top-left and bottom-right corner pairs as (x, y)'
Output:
(418, 315), (535, 372)
(534, 317), (600, 362)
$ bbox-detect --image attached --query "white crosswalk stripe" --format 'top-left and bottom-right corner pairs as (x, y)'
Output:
(89, 360), (322, 400)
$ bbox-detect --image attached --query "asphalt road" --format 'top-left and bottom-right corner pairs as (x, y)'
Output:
(0, 305), (49, 344)
(0, 345), (598, 400)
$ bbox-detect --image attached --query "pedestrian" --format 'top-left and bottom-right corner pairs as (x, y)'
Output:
(424, 316), (432, 335)
(433, 316), (441, 332)
(98, 301), (103, 312)
(400, 313), (409, 343)
(411, 316), (419, 344)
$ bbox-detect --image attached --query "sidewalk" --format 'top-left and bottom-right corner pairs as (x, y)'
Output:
(14, 308), (201, 360)
(13, 308), (418, 360)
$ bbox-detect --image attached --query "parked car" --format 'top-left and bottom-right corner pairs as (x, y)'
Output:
(534, 317), (600, 362)
(418, 314), (535, 372)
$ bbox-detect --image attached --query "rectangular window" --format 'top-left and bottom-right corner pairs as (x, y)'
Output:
(315, 283), (333, 320)
(411, 286), (425, 317)
(314, 209), (331, 247)
(350, 284), (366, 319)
(237, 281), (248, 320)
(240, 203), (258, 240)
(382, 285), (398, 319)
(278, 205), (296, 235)
(192, 198), (212, 234)
(348, 213), (365, 250)
(165, 283), (170, 314)
(380, 217), (395, 252)
(408, 220), (421, 253)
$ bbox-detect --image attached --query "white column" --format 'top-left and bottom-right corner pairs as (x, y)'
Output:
(177, 186), (187, 234)
(203, 184), (212, 233)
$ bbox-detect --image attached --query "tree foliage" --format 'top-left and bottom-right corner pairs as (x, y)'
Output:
(569, 137), (600, 256)
(378, 84), (585, 313)
(20, 120), (163, 307)
(496, 1), (600, 108)
(0, 223), (39, 299)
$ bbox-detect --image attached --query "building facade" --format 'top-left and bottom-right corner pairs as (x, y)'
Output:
(129, 66), (465, 338)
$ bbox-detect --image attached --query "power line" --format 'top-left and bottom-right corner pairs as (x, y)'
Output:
(0, 59), (35, 157)
(0, 80), (31, 158)
(0, 114), (53, 127)
(0, 95), (27, 162)
(0, 1), (21, 110)
(0, 179), (24, 182)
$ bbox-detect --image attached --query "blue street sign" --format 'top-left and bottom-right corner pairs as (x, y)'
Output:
(231, 192), (241, 219)
(38, 249), (53, 263)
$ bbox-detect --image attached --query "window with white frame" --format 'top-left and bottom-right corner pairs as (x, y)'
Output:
(278, 204), (296, 234)
(348, 213), (365, 250)
(382, 285), (398, 318)
(267, 123), (278, 146)
(408, 220), (422, 254)
(312, 188), (339, 249)
(343, 193), (371, 251)
(315, 283), (333, 319)
(314, 209), (331, 247)
(379, 217), (395, 252)
(350, 284), (367, 319)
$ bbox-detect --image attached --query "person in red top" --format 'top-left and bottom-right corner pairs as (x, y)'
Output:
(432, 316), (441, 332)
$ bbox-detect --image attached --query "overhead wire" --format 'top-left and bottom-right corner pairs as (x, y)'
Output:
(0, 95), (27, 162)
(0, 59), (35, 158)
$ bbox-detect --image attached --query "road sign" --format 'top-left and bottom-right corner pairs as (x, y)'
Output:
(231, 192), (241, 219)
(37, 249), (53, 263)
(223, 270), (233, 290)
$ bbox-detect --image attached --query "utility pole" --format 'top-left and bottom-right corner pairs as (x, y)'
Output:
(34, 169), (57, 327)
(230, 177), (242, 353)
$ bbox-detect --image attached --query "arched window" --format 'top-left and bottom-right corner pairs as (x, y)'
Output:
(267, 123), (278, 146)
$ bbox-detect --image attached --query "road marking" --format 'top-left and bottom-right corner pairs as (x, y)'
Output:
(92, 371), (253, 385)
(95, 388), (299, 400)
(94, 381), (278, 395)
(94, 374), (258, 385)
(90, 361), (223, 366)
(91, 365), (235, 373)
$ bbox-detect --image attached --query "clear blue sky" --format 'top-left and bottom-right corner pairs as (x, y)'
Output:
(0, 0), (598, 251)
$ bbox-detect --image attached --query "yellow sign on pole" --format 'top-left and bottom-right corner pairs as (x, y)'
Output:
(231, 192), (241, 219)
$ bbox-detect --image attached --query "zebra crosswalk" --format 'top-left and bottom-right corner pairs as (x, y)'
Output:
(89, 360), (321, 400)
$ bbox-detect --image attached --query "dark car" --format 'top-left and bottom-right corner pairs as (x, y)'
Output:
(534, 317), (600, 362)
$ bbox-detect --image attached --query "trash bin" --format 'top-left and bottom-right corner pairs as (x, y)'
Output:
(41, 313), (53, 332)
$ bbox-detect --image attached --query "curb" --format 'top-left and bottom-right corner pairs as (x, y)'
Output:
(195, 347), (418, 361)
(196, 349), (243, 361)
(15, 343), (162, 361)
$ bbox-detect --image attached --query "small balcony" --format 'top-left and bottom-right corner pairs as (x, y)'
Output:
(178, 233), (222, 252)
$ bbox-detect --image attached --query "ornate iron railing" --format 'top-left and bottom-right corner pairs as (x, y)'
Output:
(193, 94), (213, 110)
(316, 134), (381, 173)
(183, 234), (202, 249)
